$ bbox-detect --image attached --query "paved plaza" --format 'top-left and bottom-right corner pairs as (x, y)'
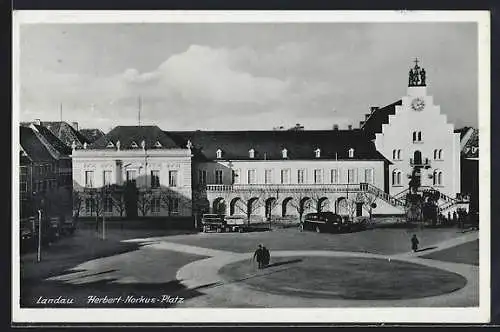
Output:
(20, 227), (479, 308)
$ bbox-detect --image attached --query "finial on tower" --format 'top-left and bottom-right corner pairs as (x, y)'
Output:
(408, 58), (426, 87)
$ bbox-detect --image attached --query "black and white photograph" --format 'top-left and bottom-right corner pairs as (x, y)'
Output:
(12, 10), (490, 324)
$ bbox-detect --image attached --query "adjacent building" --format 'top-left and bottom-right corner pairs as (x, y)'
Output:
(19, 124), (73, 220)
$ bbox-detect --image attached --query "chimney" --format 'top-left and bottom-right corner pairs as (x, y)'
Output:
(34, 119), (41, 126)
(370, 107), (379, 113)
(71, 122), (79, 131)
(348, 124), (353, 130)
(333, 124), (339, 131)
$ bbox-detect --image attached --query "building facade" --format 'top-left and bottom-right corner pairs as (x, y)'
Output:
(71, 126), (192, 218)
(69, 61), (469, 222)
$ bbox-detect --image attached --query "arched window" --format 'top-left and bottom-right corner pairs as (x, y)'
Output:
(392, 170), (402, 186)
(433, 149), (438, 160)
(433, 170), (443, 186)
(397, 149), (401, 159)
(417, 131), (422, 141)
(392, 149), (397, 160)
(412, 131), (417, 142)
(438, 149), (443, 159)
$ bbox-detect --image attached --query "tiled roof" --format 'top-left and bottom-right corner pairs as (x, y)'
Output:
(23, 121), (89, 148)
(361, 100), (403, 139)
(79, 128), (105, 143)
(167, 130), (388, 161)
(32, 124), (72, 156)
(20, 126), (54, 162)
(89, 126), (182, 150)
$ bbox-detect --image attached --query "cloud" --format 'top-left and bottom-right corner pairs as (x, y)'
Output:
(20, 43), (336, 130)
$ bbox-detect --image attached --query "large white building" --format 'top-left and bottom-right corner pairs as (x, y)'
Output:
(71, 61), (468, 222)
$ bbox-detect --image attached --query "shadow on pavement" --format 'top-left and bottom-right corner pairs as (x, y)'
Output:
(265, 258), (303, 268)
(416, 246), (438, 253)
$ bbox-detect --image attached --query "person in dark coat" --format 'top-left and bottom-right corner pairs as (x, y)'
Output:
(411, 234), (419, 252)
(253, 244), (264, 269)
(262, 246), (270, 268)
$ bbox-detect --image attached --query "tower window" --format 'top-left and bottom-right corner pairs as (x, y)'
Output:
(392, 170), (402, 186)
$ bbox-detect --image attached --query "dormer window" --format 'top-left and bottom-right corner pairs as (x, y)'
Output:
(216, 149), (222, 159)
(106, 141), (115, 148)
(154, 141), (162, 148)
(249, 148), (255, 159)
(314, 148), (321, 158)
(348, 148), (355, 158)
(130, 141), (139, 148)
(282, 148), (288, 159)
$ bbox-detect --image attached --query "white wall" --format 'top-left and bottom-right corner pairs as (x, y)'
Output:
(375, 86), (461, 198)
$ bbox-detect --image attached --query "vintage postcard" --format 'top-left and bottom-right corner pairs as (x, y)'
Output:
(12, 10), (490, 324)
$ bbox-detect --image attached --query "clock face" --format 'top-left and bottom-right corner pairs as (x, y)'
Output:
(411, 98), (426, 111)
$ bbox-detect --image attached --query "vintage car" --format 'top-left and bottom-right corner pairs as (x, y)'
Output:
(303, 212), (346, 233)
(201, 214), (226, 233)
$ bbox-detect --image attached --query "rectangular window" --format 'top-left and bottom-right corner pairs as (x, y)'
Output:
(198, 169), (207, 185)
(104, 197), (113, 213)
(314, 169), (322, 184)
(297, 169), (305, 184)
(348, 169), (357, 184)
(151, 170), (160, 188)
(126, 170), (136, 183)
(85, 198), (93, 213)
(103, 170), (112, 186)
(265, 169), (273, 184)
(85, 171), (94, 187)
(247, 169), (256, 184)
(169, 170), (178, 187)
(215, 170), (223, 184)
(152, 197), (161, 213)
(168, 197), (179, 214)
(331, 169), (339, 184)
(281, 169), (290, 184)
(20, 167), (27, 192)
(232, 169), (240, 184)
(364, 168), (374, 184)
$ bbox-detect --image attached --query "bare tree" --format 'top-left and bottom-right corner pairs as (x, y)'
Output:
(309, 190), (329, 213)
(356, 191), (379, 220)
(230, 187), (267, 225)
(137, 189), (154, 216)
(287, 191), (314, 222)
(72, 190), (85, 218)
(109, 186), (126, 217)
(339, 198), (357, 221)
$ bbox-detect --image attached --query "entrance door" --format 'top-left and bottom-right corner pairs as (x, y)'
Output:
(356, 202), (363, 217)
(414, 150), (422, 165)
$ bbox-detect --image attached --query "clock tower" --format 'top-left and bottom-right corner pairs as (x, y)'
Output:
(374, 59), (461, 199)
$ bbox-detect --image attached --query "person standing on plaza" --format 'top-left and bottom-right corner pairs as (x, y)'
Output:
(262, 245), (270, 268)
(411, 234), (420, 252)
(253, 244), (264, 269)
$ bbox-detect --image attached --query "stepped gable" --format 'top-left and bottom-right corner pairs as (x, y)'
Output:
(19, 126), (54, 161)
(167, 130), (388, 162)
(361, 100), (402, 139)
(89, 125), (182, 150)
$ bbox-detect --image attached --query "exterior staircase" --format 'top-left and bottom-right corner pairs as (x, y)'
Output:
(360, 183), (406, 210)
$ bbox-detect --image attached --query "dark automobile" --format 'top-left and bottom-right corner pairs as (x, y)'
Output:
(303, 212), (346, 233)
(60, 218), (76, 236)
(201, 214), (226, 233)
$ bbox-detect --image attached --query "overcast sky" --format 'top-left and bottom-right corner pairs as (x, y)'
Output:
(18, 22), (478, 132)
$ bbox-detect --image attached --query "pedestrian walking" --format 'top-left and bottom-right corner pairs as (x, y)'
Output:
(253, 244), (264, 269)
(262, 246), (270, 268)
(411, 234), (419, 252)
